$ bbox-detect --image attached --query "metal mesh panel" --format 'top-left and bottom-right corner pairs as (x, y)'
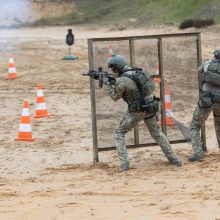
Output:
(131, 39), (159, 144)
(163, 37), (198, 141)
(88, 33), (201, 154)
(92, 40), (132, 148)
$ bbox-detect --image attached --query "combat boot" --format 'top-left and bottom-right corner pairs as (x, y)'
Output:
(120, 163), (129, 172)
(170, 159), (182, 167)
(188, 153), (203, 162)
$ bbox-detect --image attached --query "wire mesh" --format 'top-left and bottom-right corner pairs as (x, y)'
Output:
(162, 36), (198, 141)
(89, 33), (200, 151)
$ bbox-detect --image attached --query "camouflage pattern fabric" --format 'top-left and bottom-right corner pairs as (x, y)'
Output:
(107, 70), (181, 168)
(190, 103), (220, 155)
(190, 59), (220, 158)
(114, 110), (181, 167)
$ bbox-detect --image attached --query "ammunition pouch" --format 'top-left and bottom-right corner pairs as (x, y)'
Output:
(213, 92), (220, 103)
(199, 90), (214, 108)
(128, 97), (159, 113)
(199, 90), (220, 108)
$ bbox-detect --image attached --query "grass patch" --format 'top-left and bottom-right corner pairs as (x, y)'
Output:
(32, 0), (220, 26)
(214, 16), (220, 24)
(34, 11), (84, 26)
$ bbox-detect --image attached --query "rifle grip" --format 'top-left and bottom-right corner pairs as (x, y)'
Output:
(99, 74), (104, 88)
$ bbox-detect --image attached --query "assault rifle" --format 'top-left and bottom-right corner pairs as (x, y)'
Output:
(82, 67), (115, 88)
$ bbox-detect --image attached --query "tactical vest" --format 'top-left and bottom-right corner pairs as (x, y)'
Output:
(205, 60), (220, 86)
(199, 60), (220, 107)
(121, 68), (157, 113)
(121, 71), (142, 105)
(122, 68), (155, 97)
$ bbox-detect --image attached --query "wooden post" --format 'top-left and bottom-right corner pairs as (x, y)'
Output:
(158, 37), (167, 135)
(88, 39), (99, 163)
(129, 39), (140, 145)
(196, 33), (207, 152)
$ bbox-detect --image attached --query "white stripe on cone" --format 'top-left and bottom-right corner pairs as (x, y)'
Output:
(9, 67), (16, 73)
(166, 110), (173, 116)
(9, 58), (14, 63)
(37, 90), (44, 97)
(165, 96), (171, 102)
(36, 103), (47, 110)
(22, 108), (30, 116)
(19, 124), (32, 132)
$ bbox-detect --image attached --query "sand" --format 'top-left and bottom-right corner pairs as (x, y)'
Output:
(0, 24), (219, 220)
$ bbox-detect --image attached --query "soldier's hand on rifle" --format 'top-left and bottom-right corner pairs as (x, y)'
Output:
(103, 75), (116, 85)
(108, 76), (116, 85)
(103, 76), (109, 85)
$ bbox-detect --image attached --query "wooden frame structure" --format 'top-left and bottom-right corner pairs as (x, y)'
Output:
(87, 32), (206, 164)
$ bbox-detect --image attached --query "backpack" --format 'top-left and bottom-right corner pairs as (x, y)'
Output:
(205, 60), (220, 86)
(122, 68), (155, 97)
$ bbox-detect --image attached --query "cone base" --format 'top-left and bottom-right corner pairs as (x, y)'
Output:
(15, 137), (36, 142)
(6, 76), (19, 79)
(34, 114), (52, 118)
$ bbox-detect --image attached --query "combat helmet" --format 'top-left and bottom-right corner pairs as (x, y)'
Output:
(214, 49), (220, 60)
(107, 54), (127, 73)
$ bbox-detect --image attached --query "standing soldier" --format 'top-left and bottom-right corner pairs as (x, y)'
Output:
(189, 49), (220, 162)
(105, 54), (182, 171)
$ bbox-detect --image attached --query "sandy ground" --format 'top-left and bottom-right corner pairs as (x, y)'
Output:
(0, 24), (219, 220)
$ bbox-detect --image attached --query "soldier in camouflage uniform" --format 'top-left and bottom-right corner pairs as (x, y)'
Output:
(189, 49), (220, 162)
(105, 54), (182, 171)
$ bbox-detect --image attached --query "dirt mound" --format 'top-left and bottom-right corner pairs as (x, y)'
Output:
(32, 0), (77, 20)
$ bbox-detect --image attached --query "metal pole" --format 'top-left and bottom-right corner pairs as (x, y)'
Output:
(158, 37), (167, 135)
(196, 33), (207, 152)
(88, 39), (99, 163)
(129, 39), (139, 145)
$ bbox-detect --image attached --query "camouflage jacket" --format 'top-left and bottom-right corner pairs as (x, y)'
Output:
(107, 66), (152, 104)
(199, 59), (220, 93)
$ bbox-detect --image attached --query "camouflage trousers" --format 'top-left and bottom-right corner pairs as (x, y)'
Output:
(190, 103), (220, 155)
(114, 110), (180, 167)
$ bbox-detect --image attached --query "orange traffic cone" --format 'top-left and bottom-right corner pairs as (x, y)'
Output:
(7, 54), (18, 79)
(160, 87), (175, 126)
(15, 100), (35, 142)
(107, 45), (113, 58)
(34, 85), (51, 118)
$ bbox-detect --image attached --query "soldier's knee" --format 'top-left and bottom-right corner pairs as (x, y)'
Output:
(114, 129), (125, 140)
(190, 119), (202, 131)
(150, 130), (161, 140)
